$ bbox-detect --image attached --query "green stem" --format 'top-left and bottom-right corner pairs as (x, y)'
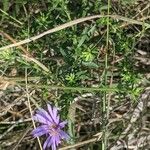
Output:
(17, 83), (118, 92)
(102, 0), (110, 149)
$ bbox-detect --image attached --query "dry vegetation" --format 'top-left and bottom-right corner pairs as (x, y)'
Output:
(0, 0), (150, 150)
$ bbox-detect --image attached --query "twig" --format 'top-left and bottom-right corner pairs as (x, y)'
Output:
(25, 59), (43, 150)
(59, 132), (102, 150)
(0, 118), (32, 125)
(0, 119), (22, 140)
(110, 87), (150, 150)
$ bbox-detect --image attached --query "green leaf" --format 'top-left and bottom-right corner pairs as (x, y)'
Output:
(60, 48), (67, 57)
(77, 35), (88, 48)
(82, 61), (99, 68)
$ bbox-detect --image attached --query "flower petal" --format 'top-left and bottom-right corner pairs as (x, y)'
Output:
(51, 136), (57, 150)
(59, 121), (67, 128)
(43, 136), (52, 150)
(32, 125), (49, 137)
(48, 104), (59, 124)
(52, 107), (58, 119)
(33, 114), (50, 124)
(59, 130), (70, 140)
(55, 115), (60, 124)
(37, 108), (53, 123)
(47, 104), (53, 115)
(55, 135), (61, 146)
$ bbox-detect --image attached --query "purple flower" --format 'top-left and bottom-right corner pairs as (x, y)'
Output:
(32, 104), (69, 150)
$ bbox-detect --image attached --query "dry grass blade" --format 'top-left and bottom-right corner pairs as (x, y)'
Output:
(0, 15), (150, 51)
(12, 128), (31, 150)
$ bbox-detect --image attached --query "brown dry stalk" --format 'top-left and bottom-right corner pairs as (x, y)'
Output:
(0, 30), (31, 56)
(59, 137), (98, 150)
(0, 31), (49, 72)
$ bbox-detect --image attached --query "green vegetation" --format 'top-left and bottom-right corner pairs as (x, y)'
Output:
(0, 0), (149, 149)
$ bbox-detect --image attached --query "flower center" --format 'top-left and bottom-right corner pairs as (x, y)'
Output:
(51, 124), (58, 129)
(49, 123), (59, 136)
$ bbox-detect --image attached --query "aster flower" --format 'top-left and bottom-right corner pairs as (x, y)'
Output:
(32, 104), (69, 150)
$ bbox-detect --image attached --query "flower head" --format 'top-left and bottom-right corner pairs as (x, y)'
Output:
(32, 104), (69, 150)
